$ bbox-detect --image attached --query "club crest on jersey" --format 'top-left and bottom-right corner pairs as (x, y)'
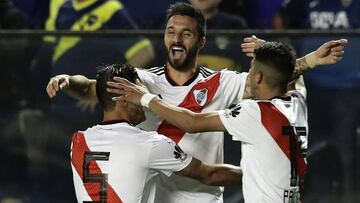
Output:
(193, 88), (208, 106)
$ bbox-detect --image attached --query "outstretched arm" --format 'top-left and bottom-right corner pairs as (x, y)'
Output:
(46, 74), (98, 101)
(241, 37), (347, 99)
(178, 158), (242, 186)
(291, 38), (347, 79)
(107, 78), (226, 133)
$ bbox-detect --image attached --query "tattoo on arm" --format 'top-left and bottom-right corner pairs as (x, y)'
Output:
(292, 57), (310, 80)
(64, 76), (97, 101)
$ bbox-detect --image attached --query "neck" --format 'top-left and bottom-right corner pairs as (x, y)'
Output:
(257, 86), (286, 100)
(102, 111), (131, 124)
(166, 62), (198, 86)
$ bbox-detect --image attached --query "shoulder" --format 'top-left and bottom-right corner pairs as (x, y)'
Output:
(238, 99), (261, 111)
(199, 66), (216, 78)
(150, 133), (177, 147)
(221, 100), (260, 118)
(137, 66), (166, 76)
(136, 66), (166, 85)
(287, 90), (306, 101)
(219, 69), (248, 80)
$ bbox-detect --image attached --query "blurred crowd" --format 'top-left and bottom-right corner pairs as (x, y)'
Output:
(0, 0), (359, 203)
(1, 0), (360, 30)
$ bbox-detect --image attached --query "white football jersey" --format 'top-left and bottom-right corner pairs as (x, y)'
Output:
(218, 91), (308, 203)
(71, 121), (192, 203)
(136, 66), (248, 203)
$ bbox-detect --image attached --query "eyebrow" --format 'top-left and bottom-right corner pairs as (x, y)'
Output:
(166, 26), (193, 33)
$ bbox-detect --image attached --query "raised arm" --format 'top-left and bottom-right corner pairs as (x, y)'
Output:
(241, 37), (347, 99)
(107, 78), (226, 133)
(178, 158), (242, 186)
(292, 38), (348, 79)
(46, 74), (98, 101)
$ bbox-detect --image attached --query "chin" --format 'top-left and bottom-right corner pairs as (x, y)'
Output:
(169, 58), (191, 71)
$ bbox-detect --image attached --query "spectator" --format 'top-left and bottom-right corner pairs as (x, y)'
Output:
(187, 0), (248, 71)
(243, 0), (283, 28)
(273, 0), (360, 29)
(121, 0), (178, 28)
(12, 0), (49, 28)
(0, 0), (27, 29)
(190, 0), (247, 29)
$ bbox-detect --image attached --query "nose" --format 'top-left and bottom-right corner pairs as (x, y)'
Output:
(174, 33), (183, 44)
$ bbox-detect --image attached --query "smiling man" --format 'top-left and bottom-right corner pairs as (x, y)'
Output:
(46, 2), (347, 202)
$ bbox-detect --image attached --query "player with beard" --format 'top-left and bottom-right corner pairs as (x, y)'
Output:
(46, 2), (347, 203)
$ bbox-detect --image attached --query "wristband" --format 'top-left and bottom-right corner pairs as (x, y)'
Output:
(304, 52), (317, 69)
(140, 93), (157, 108)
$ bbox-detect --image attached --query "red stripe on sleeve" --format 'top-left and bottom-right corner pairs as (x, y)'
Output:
(157, 72), (221, 143)
(71, 132), (123, 203)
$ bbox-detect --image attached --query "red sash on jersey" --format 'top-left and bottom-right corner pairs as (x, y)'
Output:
(157, 72), (221, 143)
(71, 132), (123, 203)
(258, 102), (307, 178)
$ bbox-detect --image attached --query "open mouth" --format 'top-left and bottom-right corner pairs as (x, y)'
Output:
(171, 46), (186, 58)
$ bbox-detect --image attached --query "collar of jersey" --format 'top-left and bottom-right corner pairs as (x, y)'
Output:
(100, 119), (133, 126)
(165, 64), (200, 86)
(72, 0), (98, 11)
(270, 95), (292, 101)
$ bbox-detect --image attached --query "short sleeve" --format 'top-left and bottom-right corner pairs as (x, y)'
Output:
(136, 68), (155, 89)
(288, 90), (306, 102)
(148, 134), (192, 177)
(219, 70), (248, 106)
(218, 100), (260, 144)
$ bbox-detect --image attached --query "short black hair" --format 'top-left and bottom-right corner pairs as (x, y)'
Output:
(166, 2), (206, 39)
(96, 63), (139, 111)
(254, 42), (296, 90)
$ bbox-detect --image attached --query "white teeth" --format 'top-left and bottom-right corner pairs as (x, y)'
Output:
(172, 46), (184, 51)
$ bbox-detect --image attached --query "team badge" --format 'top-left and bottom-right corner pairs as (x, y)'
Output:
(193, 88), (208, 106)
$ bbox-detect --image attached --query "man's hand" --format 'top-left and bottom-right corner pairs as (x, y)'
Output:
(107, 77), (147, 106)
(241, 35), (266, 57)
(306, 39), (348, 68)
(46, 74), (70, 98)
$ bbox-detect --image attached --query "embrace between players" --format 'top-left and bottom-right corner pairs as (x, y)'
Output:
(46, 2), (347, 203)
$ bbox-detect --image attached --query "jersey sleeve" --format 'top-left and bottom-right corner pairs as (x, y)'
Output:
(288, 90), (309, 153)
(136, 68), (155, 89)
(288, 90), (306, 102)
(148, 134), (192, 177)
(220, 70), (248, 106)
(218, 100), (260, 144)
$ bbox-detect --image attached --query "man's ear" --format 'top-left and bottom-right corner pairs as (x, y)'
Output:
(198, 37), (206, 49)
(255, 70), (263, 85)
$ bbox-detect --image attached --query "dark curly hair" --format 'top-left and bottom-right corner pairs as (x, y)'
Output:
(254, 42), (296, 91)
(96, 63), (139, 110)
